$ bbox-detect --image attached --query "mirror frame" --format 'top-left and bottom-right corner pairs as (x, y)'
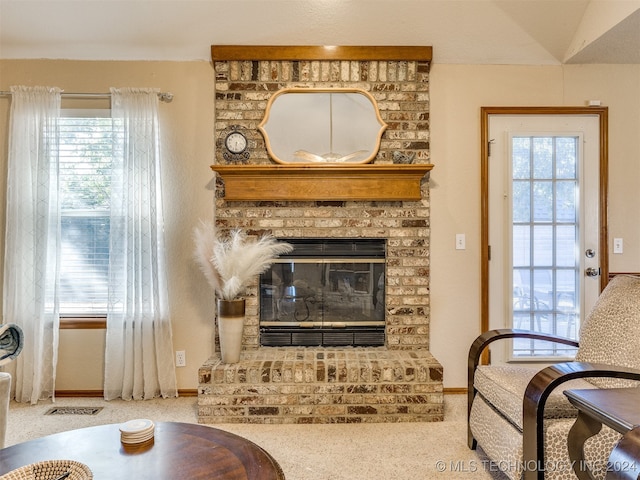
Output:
(258, 87), (388, 165)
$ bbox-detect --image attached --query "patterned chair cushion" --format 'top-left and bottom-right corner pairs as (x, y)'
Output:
(471, 395), (621, 480)
(576, 275), (640, 388)
(474, 365), (595, 430)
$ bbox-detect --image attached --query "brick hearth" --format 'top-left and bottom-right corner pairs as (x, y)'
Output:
(198, 348), (443, 424)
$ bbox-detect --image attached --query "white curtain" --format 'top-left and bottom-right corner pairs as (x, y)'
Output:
(3, 86), (62, 404)
(104, 88), (177, 400)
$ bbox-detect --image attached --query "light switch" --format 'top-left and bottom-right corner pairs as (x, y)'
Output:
(613, 238), (623, 254)
(456, 233), (466, 250)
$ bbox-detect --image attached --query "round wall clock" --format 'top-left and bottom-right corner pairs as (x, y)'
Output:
(225, 131), (247, 154)
(219, 125), (251, 163)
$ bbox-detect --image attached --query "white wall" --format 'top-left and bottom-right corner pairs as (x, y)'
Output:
(429, 64), (640, 388)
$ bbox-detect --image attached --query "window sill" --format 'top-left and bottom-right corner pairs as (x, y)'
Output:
(60, 317), (106, 329)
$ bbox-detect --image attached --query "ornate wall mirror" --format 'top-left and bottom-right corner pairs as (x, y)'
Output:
(258, 88), (387, 164)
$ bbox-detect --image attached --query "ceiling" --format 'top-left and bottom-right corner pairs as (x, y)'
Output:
(1, 0), (639, 65)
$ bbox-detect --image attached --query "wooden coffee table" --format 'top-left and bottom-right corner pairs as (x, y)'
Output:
(565, 388), (640, 480)
(0, 421), (285, 479)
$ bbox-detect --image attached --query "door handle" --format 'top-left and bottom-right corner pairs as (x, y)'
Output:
(585, 267), (601, 277)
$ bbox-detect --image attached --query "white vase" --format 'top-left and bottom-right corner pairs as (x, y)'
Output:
(216, 298), (245, 363)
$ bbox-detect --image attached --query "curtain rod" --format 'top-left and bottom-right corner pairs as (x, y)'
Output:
(0, 91), (174, 103)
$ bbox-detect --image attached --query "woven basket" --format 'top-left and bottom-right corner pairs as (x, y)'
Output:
(0, 460), (92, 480)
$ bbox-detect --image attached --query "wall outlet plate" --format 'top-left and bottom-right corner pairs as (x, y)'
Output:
(175, 350), (186, 367)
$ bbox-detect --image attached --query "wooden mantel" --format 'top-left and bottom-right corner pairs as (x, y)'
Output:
(211, 45), (432, 62)
(210, 164), (433, 202)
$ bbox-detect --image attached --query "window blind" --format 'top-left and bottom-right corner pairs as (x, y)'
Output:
(58, 111), (113, 315)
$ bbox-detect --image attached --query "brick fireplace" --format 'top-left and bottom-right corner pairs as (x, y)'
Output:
(197, 46), (443, 423)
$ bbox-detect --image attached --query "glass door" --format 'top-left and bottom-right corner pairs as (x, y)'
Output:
(485, 111), (605, 363)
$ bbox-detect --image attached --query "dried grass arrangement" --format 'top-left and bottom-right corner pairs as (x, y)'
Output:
(193, 221), (293, 301)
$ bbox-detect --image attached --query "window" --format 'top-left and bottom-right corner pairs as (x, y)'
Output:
(58, 110), (113, 316)
(510, 135), (579, 357)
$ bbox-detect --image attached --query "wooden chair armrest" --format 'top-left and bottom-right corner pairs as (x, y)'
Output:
(522, 362), (640, 480)
(467, 329), (578, 448)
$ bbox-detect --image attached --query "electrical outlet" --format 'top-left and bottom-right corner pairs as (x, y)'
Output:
(175, 350), (186, 367)
(455, 233), (466, 250)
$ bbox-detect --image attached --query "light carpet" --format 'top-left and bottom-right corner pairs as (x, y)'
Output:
(6, 393), (506, 480)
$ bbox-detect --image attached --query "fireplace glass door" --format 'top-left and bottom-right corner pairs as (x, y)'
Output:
(260, 239), (385, 346)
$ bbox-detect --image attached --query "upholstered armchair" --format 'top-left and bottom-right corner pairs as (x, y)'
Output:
(468, 275), (640, 480)
(0, 323), (24, 448)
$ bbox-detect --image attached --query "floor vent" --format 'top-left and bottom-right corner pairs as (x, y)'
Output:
(45, 406), (103, 416)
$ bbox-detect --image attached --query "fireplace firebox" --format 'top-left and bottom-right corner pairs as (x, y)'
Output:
(259, 239), (385, 347)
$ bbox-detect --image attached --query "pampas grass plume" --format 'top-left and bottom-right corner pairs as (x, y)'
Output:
(193, 221), (293, 301)
(193, 220), (223, 294)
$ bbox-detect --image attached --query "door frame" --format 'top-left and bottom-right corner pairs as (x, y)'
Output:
(480, 106), (609, 335)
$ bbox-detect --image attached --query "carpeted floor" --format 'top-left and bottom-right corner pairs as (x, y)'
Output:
(6, 393), (506, 479)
